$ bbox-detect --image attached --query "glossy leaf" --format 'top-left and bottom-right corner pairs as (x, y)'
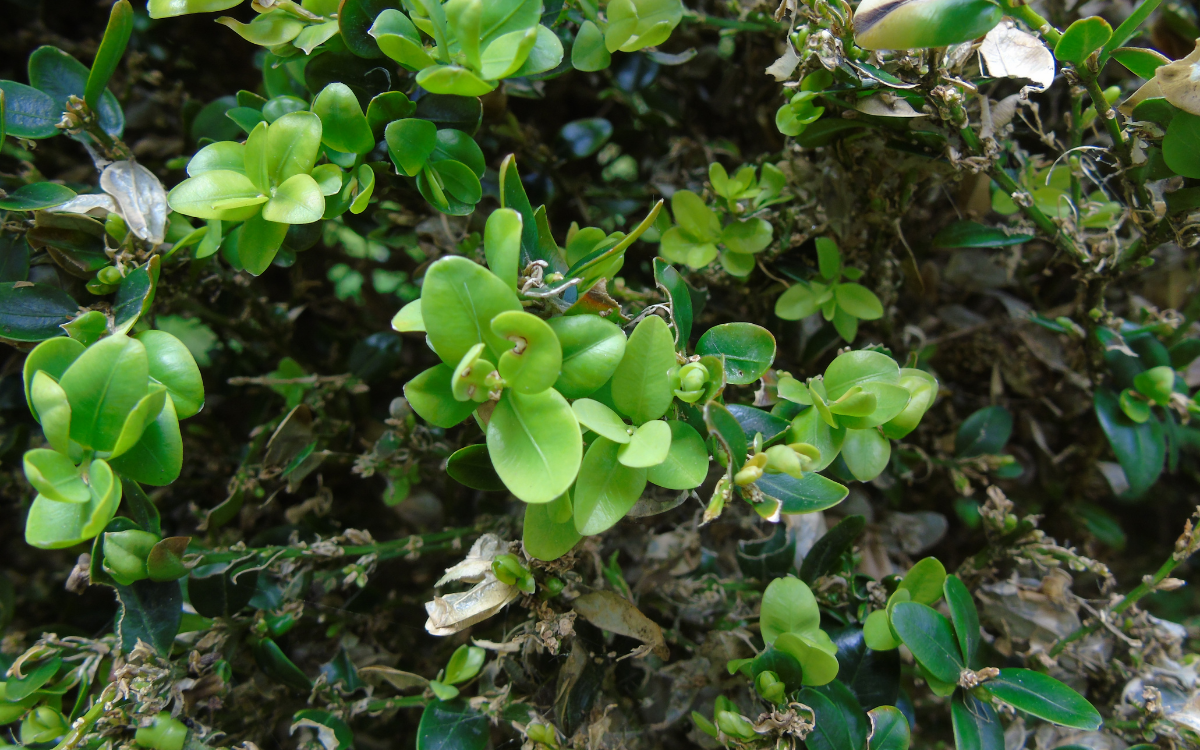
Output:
(484, 208), (522, 290)
(573, 398), (632, 444)
(867, 706), (910, 750)
(890, 601), (963, 684)
(1055, 16), (1113, 65)
(487, 389), (582, 504)
(0, 182), (77, 211)
(416, 699), (489, 750)
(405, 364), (476, 428)
(573, 437), (648, 535)
(617, 419), (671, 468)
(28, 46), (124, 136)
(421, 256), (521, 364)
(108, 398), (184, 486)
(932, 220), (1034, 248)
(695, 323), (775, 384)
(0, 81), (59, 138)
(955, 405), (1013, 457)
(704, 400), (747, 474)
(313, 83), (375, 155)
(86, 0), (134, 111)
(800, 684), (866, 750)
(114, 579), (182, 655)
(58, 334), (148, 452)
(23, 449), (89, 503)
(985, 668), (1102, 729)
(853, 0), (1002, 50)
(943, 575), (980, 665)
(951, 692), (1005, 750)
(524, 493), (582, 561)
(0, 282), (78, 343)
(25, 459), (120, 548)
(841, 428), (891, 481)
(760, 576), (820, 643)
(799, 514), (866, 583)
(167, 170), (266, 222)
(261, 173), (324, 224)
(646, 420), (708, 489)
(612, 315), (676, 424)
(756, 467), (849, 514)
(898, 557), (946, 606)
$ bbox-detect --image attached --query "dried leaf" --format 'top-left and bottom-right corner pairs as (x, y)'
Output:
(436, 534), (509, 586)
(49, 193), (119, 217)
(852, 94), (926, 118)
(357, 665), (430, 691)
(979, 22), (1056, 92)
(766, 43), (801, 82)
(572, 591), (669, 659)
(1155, 40), (1200, 116)
(100, 160), (169, 244)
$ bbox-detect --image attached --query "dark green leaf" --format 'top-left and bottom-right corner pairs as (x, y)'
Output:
(0, 282), (77, 343)
(890, 602), (963, 684)
(695, 323), (776, 384)
(799, 515), (866, 583)
(951, 692), (1005, 750)
(0, 80), (59, 138)
(0, 182), (76, 211)
(112, 257), (160, 333)
(943, 575), (980, 666)
(726, 404), (791, 444)
(122, 477), (162, 537)
(932, 221), (1033, 248)
(414, 93), (483, 134)
(28, 45), (124, 136)
(366, 91), (416, 138)
(338, 0), (388, 58)
(85, 0), (133, 111)
(867, 705), (910, 750)
(188, 563), (259, 618)
(755, 472), (849, 514)
(704, 401), (746, 474)
(446, 444), (506, 491)
(3, 656), (61, 700)
(830, 627), (900, 711)
(736, 524), (795, 580)
(115, 579), (182, 655)
(801, 681), (868, 750)
(293, 710), (354, 749)
(559, 118), (612, 158)
(955, 405), (1012, 457)
(255, 637), (313, 692)
(417, 699), (489, 750)
(984, 668), (1102, 729)
(752, 647), (804, 692)
(1094, 388), (1165, 498)
(0, 232), (31, 282)
(653, 258), (692, 348)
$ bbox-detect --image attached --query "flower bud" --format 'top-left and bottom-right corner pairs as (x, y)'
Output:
(21, 707), (68, 744)
(754, 670), (786, 704)
(734, 453), (767, 486)
(491, 553), (529, 586)
(97, 266), (125, 285)
(103, 529), (161, 585)
(715, 710), (757, 740)
(106, 213), (129, 242)
(527, 723), (558, 747)
(671, 361), (709, 403)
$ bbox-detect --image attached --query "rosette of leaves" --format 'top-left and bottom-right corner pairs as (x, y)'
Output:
(570, 0), (685, 72)
(658, 162), (789, 277)
(166, 110), (329, 275)
(21, 328), (204, 549)
(385, 118), (485, 215)
(777, 350), (936, 483)
(852, 0), (1003, 51)
(367, 0), (564, 97)
(775, 237), (884, 342)
(862, 559), (1102, 740)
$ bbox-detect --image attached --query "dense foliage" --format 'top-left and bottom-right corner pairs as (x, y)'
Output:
(1, 0), (1200, 747)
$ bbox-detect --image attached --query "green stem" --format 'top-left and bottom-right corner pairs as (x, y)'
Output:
(52, 685), (116, 750)
(989, 165), (1087, 263)
(1048, 553), (1182, 657)
(681, 10), (784, 33)
(194, 527), (477, 565)
(1080, 74), (1133, 169)
(1003, 1), (1062, 44)
(1069, 89), (1083, 208)
(365, 695), (427, 711)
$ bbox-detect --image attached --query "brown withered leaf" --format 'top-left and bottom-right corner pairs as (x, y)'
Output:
(572, 591), (669, 660)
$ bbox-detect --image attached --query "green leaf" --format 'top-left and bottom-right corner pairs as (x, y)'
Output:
(1095, 387), (1166, 498)
(841, 428), (890, 481)
(108, 397), (184, 486)
(863, 608), (900, 650)
(943, 572), (984, 660)
(612, 315), (676, 424)
(1055, 16), (1113, 65)
(265, 111), (322, 185)
(372, 10), (437, 70)
(1110, 46), (1169, 79)
(757, 469), (849, 514)
(985, 668), (1102, 729)
(85, 0), (133, 111)
(487, 389), (582, 504)
(695, 323), (776, 385)
(704, 400), (747, 474)
(23, 449), (89, 503)
(867, 706), (910, 750)
(422, 256), (522, 364)
(605, 0), (683, 52)
(572, 436), (648, 535)
(490, 311), (561, 394)
(446, 445), (506, 491)
(366, 91), (416, 138)
(292, 711), (354, 750)
(955, 405), (1012, 457)
(890, 601), (963, 684)
(23, 337), (84, 414)
(114, 579), (182, 655)
(547, 316), (626, 399)
(653, 259), (692, 348)
(617, 419), (671, 468)
(571, 20), (611, 71)
(670, 189), (720, 241)
(404, 364), (477, 428)
(646, 420), (708, 490)
(187, 141), (246, 176)
(189, 562), (258, 617)
(136, 330), (204, 419)
(1164, 112), (1200, 179)
(760, 575), (820, 643)
(831, 626), (901, 708)
(0, 81), (60, 138)
(0, 182), (77, 211)
(951, 692), (1005, 750)
(480, 27), (538, 80)
(59, 334), (148, 452)
(751, 646), (804, 692)
(417, 65), (497, 96)
(167, 170), (266, 222)
(146, 537), (189, 581)
(416, 699), (489, 750)
(391, 299), (425, 333)
(3, 656), (61, 700)
(254, 637), (312, 692)
(823, 350), (900, 401)
(31, 371), (72, 453)
(484, 208), (522, 290)
(0, 282), (78, 343)
(882, 368), (938, 439)
(834, 283), (884, 320)
(932, 220), (1034, 248)
(111, 257), (159, 334)
(721, 218), (773, 254)
(726, 404), (790, 444)
(573, 398), (632, 444)
(899, 557), (945, 606)
(216, 11), (305, 46)
(313, 82), (375, 155)
(776, 282), (822, 320)
(24, 459), (121, 549)
(262, 173), (324, 224)
(28, 46), (124, 136)
(799, 683), (867, 750)
(853, 0), (1002, 50)
(799, 514), (866, 583)
(523, 493), (581, 561)
(444, 645), (485, 685)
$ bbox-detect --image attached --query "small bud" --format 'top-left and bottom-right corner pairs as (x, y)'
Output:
(97, 266), (124, 285)
(103, 529), (161, 585)
(527, 723), (558, 747)
(135, 713), (188, 750)
(715, 710), (757, 740)
(754, 670), (786, 704)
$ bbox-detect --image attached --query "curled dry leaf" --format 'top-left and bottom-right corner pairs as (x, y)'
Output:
(425, 534), (521, 636)
(572, 590), (669, 659)
(852, 93), (927, 118)
(357, 665), (430, 691)
(979, 22), (1055, 92)
(101, 161), (169, 244)
(1155, 40), (1200, 116)
(766, 43), (801, 82)
(50, 193), (120, 217)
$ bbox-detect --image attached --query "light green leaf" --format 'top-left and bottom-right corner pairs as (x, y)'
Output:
(524, 492), (582, 561)
(313, 83), (375, 155)
(386, 118), (438, 177)
(823, 350), (900, 401)
(834, 283), (884, 320)
(167, 170), (266, 221)
(491, 310), (561, 394)
(720, 218), (773, 254)
(487, 389), (582, 504)
(572, 398), (632, 444)
(187, 141), (246, 176)
(853, 0), (1002, 50)
(24, 458), (120, 549)
(108, 397), (183, 485)
(479, 27), (537, 80)
(571, 20), (611, 71)
(392, 299), (425, 333)
(416, 65), (497, 96)
(774, 632), (839, 686)
(670, 190), (720, 242)
(760, 576), (820, 643)
(899, 557), (946, 606)
(23, 449), (89, 503)
(261, 173), (324, 224)
(548, 315), (627, 399)
(405, 364), (476, 428)
(421, 256), (522, 364)
(484, 208), (522, 290)
(59, 334), (149, 452)
(265, 111), (322, 185)
(863, 609), (899, 650)
(647, 420), (708, 490)
(31, 371), (72, 454)
(573, 436), (647, 534)
(24, 337), (85, 414)
(1054, 16), (1113, 66)
(108, 384), (168, 458)
(216, 11), (305, 47)
(617, 419), (671, 468)
(611, 315), (676, 424)
(840, 427), (891, 481)
(235, 212), (289, 276)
